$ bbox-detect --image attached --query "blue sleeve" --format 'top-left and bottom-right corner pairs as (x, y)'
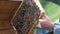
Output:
(54, 19), (60, 34)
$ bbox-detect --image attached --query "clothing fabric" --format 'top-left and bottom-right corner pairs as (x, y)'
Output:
(54, 19), (60, 34)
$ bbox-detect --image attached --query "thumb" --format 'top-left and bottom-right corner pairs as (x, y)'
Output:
(39, 19), (45, 23)
(39, 12), (45, 19)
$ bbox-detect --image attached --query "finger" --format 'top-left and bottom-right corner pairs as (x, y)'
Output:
(39, 19), (45, 23)
(39, 12), (45, 19)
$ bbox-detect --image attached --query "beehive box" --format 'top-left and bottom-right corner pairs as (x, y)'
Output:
(0, 1), (22, 34)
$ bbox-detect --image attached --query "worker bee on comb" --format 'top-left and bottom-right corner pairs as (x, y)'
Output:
(13, 0), (41, 34)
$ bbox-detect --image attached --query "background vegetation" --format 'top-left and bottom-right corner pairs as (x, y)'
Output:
(40, 0), (60, 21)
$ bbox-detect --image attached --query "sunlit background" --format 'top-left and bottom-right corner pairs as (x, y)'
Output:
(40, 0), (60, 21)
(33, 0), (60, 34)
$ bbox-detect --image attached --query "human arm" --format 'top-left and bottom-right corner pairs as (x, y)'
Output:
(39, 12), (54, 30)
(39, 12), (60, 34)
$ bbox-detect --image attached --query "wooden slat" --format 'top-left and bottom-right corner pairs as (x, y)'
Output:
(0, 21), (11, 30)
(0, 14), (9, 21)
(0, 25), (16, 34)
(0, 10), (10, 14)
(0, 30), (15, 34)
(0, 1), (22, 21)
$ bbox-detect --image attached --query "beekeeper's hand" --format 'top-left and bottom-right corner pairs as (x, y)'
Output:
(39, 12), (54, 30)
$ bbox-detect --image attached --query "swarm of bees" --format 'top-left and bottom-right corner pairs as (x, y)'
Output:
(13, 0), (41, 34)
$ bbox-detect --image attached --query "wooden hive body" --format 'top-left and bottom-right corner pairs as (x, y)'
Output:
(0, 1), (22, 34)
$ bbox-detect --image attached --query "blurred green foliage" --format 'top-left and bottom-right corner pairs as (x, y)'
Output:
(40, 0), (60, 21)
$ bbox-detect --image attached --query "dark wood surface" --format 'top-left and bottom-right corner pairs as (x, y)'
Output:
(0, 1), (21, 21)
(0, 1), (22, 34)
